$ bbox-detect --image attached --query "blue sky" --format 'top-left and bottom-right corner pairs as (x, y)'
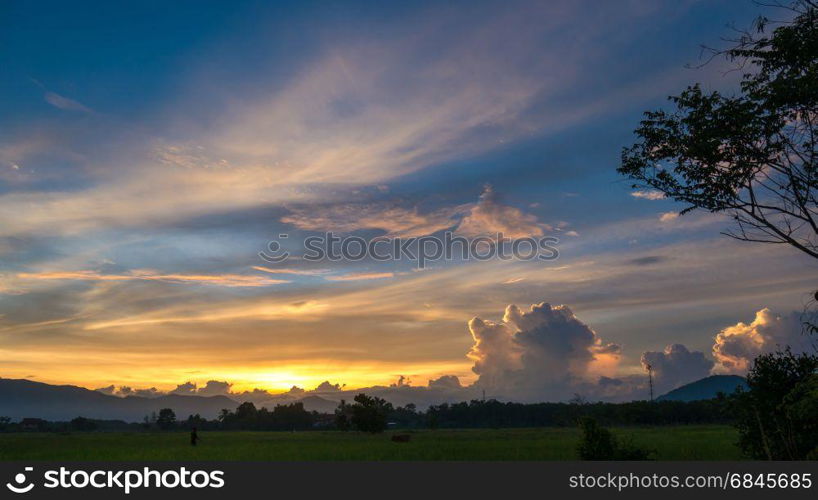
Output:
(0, 0), (814, 401)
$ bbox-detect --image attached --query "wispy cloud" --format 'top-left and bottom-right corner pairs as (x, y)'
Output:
(281, 185), (551, 239)
(325, 272), (394, 282)
(16, 270), (289, 287)
(630, 190), (665, 200)
(31, 79), (93, 113)
(252, 266), (330, 276)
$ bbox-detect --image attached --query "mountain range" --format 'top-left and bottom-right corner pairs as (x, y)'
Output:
(0, 374), (747, 422)
(657, 375), (747, 402)
(0, 378), (237, 422)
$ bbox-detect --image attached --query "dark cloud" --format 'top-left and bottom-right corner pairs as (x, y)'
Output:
(641, 344), (713, 393)
(627, 255), (668, 266)
(428, 375), (462, 390)
(170, 381), (197, 395)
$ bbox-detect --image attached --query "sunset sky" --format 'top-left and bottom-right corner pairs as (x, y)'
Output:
(1, 0), (814, 401)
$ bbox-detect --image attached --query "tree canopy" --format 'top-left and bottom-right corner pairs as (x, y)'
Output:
(620, 1), (818, 259)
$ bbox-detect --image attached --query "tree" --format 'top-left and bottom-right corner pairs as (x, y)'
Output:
(619, 1), (818, 259)
(576, 417), (652, 460)
(0, 416), (10, 431)
(156, 408), (177, 430)
(334, 400), (351, 431)
(349, 393), (392, 433)
(70, 417), (97, 432)
(732, 349), (818, 459)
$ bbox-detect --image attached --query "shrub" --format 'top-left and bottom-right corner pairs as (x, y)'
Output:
(577, 417), (652, 460)
(733, 350), (818, 460)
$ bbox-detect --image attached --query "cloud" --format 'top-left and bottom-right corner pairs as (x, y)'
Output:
(29, 78), (93, 113)
(96, 385), (162, 398)
(630, 190), (665, 200)
(712, 308), (815, 374)
(16, 270), (289, 288)
(282, 203), (463, 238)
(325, 272), (394, 282)
(281, 185), (549, 239)
(133, 387), (161, 398)
(467, 302), (621, 401)
(197, 380), (232, 396)
(428, 375), (462, 390)
(170, 381), (197, 395)
(252, 266), (329, 276)
(659, 211), (679, 222)
(627, 255), (668, 266)
(456, 185), (550, 239)
(641, 344), (713, 392)
(313, 381), (343, 393)
(43, 91), (93, 113)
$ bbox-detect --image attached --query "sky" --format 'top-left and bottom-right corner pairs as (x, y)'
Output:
(1, 0), (815, 403)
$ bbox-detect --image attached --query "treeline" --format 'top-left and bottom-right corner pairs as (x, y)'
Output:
(424, 397), (733, 429)
(0, 397), (735, 433)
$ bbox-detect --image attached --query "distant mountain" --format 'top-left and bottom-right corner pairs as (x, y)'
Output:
(657, 375), (746, 402)
(0, 378), (238, 422)
(257, 395), (341, 413)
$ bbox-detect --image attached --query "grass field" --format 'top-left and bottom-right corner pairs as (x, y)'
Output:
(0, 426), (742, 460)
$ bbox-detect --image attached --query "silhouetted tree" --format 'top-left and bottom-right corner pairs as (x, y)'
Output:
(182, 413), (208, 430)
(733, 349), (818, 459)
(69, 417), (97, 431)
(620, 1), (818, 259)
(156, 408), (177, 430)
(349, 394), (392, 433)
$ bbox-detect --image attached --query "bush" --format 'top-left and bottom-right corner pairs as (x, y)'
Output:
(577, 417), (652, 460)
(733, 350), (818, 460)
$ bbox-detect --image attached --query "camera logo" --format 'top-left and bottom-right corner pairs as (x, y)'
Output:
(6, 467), (34, 494)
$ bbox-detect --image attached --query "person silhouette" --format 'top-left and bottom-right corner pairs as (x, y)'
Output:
(190, 427), (199, 446)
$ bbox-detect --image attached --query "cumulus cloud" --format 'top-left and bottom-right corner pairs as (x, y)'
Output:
(197, 380), (232, 396)
(428, 375), (462, 390)
(712, 308), (815, 374)
(313, 381), (344, 393)
(467, 302), (621, 401)
(95, 385), (158, 398)
(133, 387), (161, 398)
(170, 381), (198, 395)
(641, 344), (713, 392)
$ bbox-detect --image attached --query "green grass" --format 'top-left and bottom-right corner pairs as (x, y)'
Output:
(0, 426), (741, 461)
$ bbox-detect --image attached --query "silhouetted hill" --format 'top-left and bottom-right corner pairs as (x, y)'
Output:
(657, 375), (746, 402)
(0, 378), (238, 422)
(292, 395), (339, 413)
